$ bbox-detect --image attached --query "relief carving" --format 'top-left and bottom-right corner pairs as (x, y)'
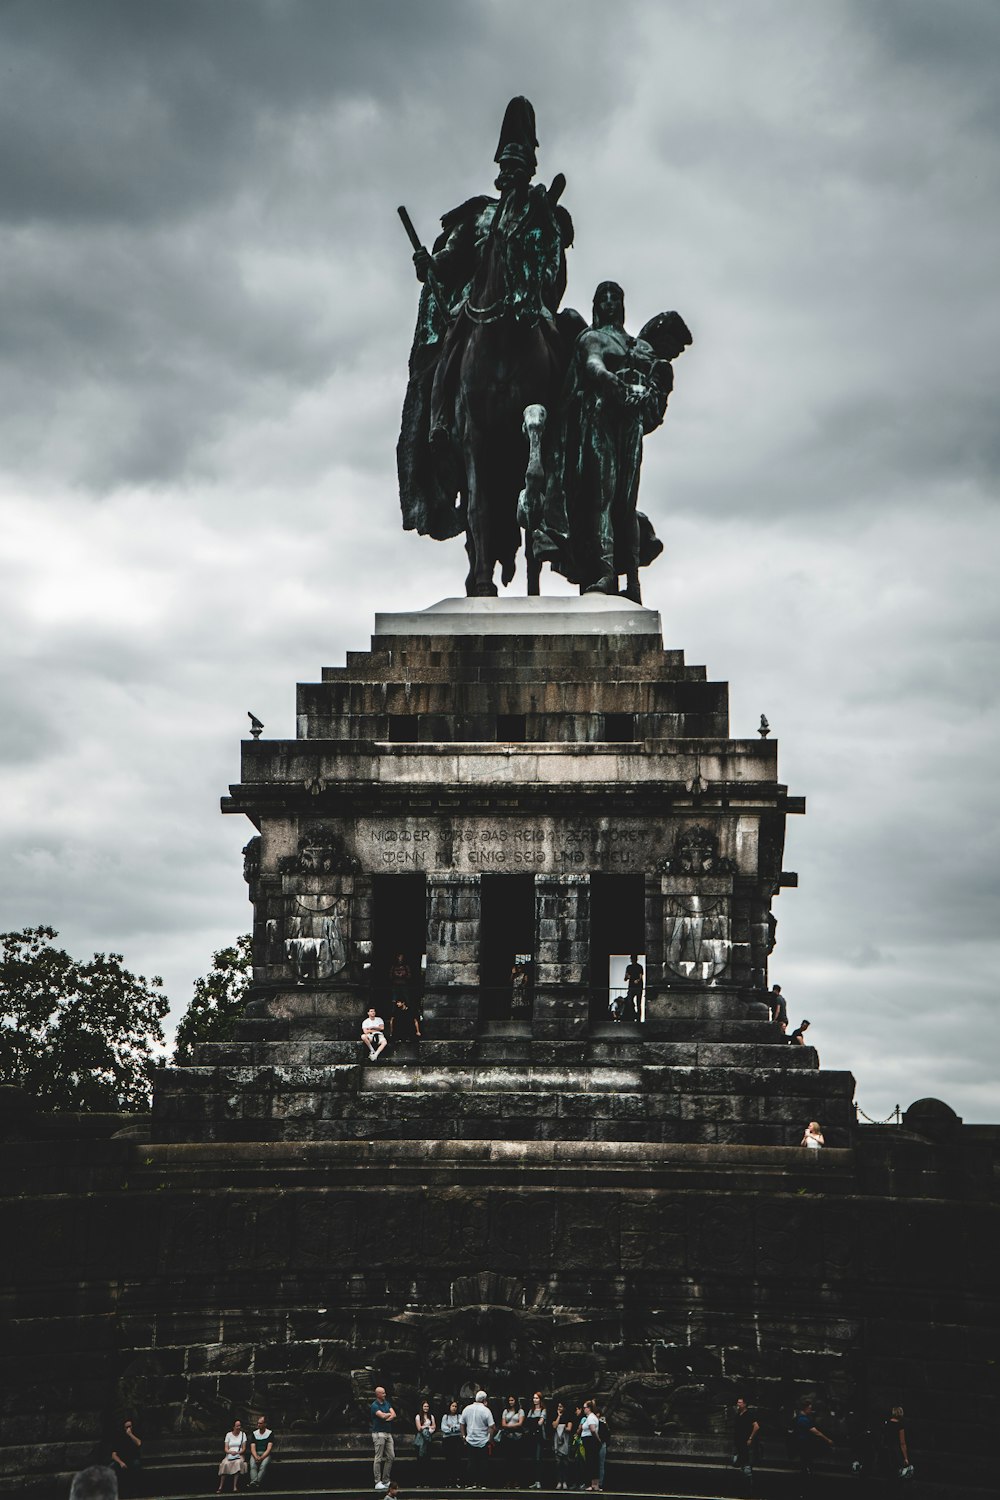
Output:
(657, 824), (735, 876)
(285, 894), (350, 984)
(279, 824), (359, 875)
(664, 895), (731, 980)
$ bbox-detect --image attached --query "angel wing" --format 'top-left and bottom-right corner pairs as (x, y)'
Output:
(637, 310), (692, 362)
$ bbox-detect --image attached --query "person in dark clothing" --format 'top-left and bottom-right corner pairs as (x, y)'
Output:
(732, 1397), (760, 1476)
(390, 997), (421, 1049)
(389, 953), (412, 1004)
(769, 984), (788, 1032)
(789, 1020), (811, 1045)
(623, 955), (644, 1023)
(108, 1418), (143, 1496)
(877, 1407), (912, 1482)
(791, 1400), (833, 1488)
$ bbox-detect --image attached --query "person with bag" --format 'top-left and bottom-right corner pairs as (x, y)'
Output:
(578, 1400), (601, 1492)
(524, 1391), (547, 1489)
(414, 1400), (437, 1476)
(217, 1417), (247, 1493)
(551, 1401), (574, 1491)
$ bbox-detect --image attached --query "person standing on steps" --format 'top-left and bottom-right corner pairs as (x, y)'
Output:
(552, 1400), (574, 1491)
(440, 1399), (464, 1488)
(769, 983), (788, 1033)
(414, 1400), (436, 1477)
(524, 1391), (547, 1489)
(108, 1417), (143, 1496)
(800, 1120), (825, 1149)
(624, 954), (644, 1023)
(579, 1400), (601, 1491)
(498, 1394), (525, 1487)
(731, 1397), (760, 1479)
(460, 1390), (496, 1490)
(370, 1384), (397, 1491)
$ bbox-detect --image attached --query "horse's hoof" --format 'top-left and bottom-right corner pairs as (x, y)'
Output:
(583, 575), (618, 596)
(467, 582), (499, 598)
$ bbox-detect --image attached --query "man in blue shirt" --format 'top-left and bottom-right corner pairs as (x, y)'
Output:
(792, 1399), (833, 1482)
(370, 1384), (397, 1490)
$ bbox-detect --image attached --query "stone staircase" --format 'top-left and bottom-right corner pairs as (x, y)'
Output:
(154, 990), (855, 1147)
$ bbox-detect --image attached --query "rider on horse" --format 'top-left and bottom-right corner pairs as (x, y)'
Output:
(397, 98), (573, 549)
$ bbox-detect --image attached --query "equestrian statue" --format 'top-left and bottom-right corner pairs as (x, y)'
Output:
(396, 97), (691, 600)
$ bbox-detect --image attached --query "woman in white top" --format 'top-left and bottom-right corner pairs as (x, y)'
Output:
(216, 1418), (247, 1493)
(440, 1399), (463, 1488)
(579, 1401), (601, 1491)
(801, 1120), (825, 1149)
(499, 1395), (525, 1486)
(414, 1399), (436, 1471)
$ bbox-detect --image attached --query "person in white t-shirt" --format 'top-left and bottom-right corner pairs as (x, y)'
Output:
(579, 1401), (601, 1491)
(361, 1007), (387, 1060)
(460, 1391), (496, 1489)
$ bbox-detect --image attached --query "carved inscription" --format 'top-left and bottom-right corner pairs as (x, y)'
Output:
(357, 819), (654, 873)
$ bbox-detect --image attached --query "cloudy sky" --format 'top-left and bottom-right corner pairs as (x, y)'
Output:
(1, 0), (997, 1121)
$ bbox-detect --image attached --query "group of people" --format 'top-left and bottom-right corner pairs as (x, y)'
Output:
(65, 1394), (912, 1499)
(732, 1397), (913, 1490)
(215, 1415), (275, 1492)
(372, 1387), (610, 1492)
(66, 1415), (277, 1498)
(768, 985), (814, 1050)
(361, 954), (423, 1060)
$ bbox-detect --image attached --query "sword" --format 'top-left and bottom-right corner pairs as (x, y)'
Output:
(397, 205), (448, 314)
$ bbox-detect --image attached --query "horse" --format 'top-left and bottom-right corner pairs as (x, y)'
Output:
(451, 195), (565, 597)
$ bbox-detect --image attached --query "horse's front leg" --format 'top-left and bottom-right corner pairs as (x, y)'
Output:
(463, 440), (497, 597)
(519, 403), (546, 597)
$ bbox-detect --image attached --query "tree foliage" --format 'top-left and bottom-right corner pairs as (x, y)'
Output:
(0, 926), (169, 1111)
(173, 934), (253, 1065)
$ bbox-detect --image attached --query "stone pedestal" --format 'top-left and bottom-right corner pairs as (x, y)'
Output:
(155, 596), (850, 1146)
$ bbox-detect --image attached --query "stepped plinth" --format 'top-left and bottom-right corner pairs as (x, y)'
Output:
(155, 596), (853, 1147)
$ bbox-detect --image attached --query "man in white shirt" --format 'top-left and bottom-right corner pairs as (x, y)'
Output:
(361, 1007), (388, 1060)
(460, 1390), (496, 1489)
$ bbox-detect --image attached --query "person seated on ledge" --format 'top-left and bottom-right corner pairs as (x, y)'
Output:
(800, 1120), (825, 1149)
(789, 1018), (810, 1045)
(390, 996), (421, 1050)
(361, 1007), (388, 1061)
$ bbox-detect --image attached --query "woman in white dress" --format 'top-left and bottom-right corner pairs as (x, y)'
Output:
(217, 1417), (247, 1493)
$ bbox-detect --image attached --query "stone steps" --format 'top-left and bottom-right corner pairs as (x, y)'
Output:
(154, 1058), (856, 1145)
(198, 1039), (814, 1069)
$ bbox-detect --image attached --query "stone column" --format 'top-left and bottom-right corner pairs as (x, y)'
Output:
(423, 873), (480, 1037)
(533, 874), (591, 1039)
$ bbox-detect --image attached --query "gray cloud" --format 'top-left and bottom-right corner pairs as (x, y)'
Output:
(0, 0), (997, 1119)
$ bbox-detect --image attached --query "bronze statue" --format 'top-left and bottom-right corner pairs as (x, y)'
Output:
(396, 103), (691, 600)
(527, 284), (691, 602)
(397, 98), (574, 596)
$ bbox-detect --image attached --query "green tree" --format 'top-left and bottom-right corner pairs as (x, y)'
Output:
(173, 934), (252, 1065)
(0, 926), (169, 1111)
